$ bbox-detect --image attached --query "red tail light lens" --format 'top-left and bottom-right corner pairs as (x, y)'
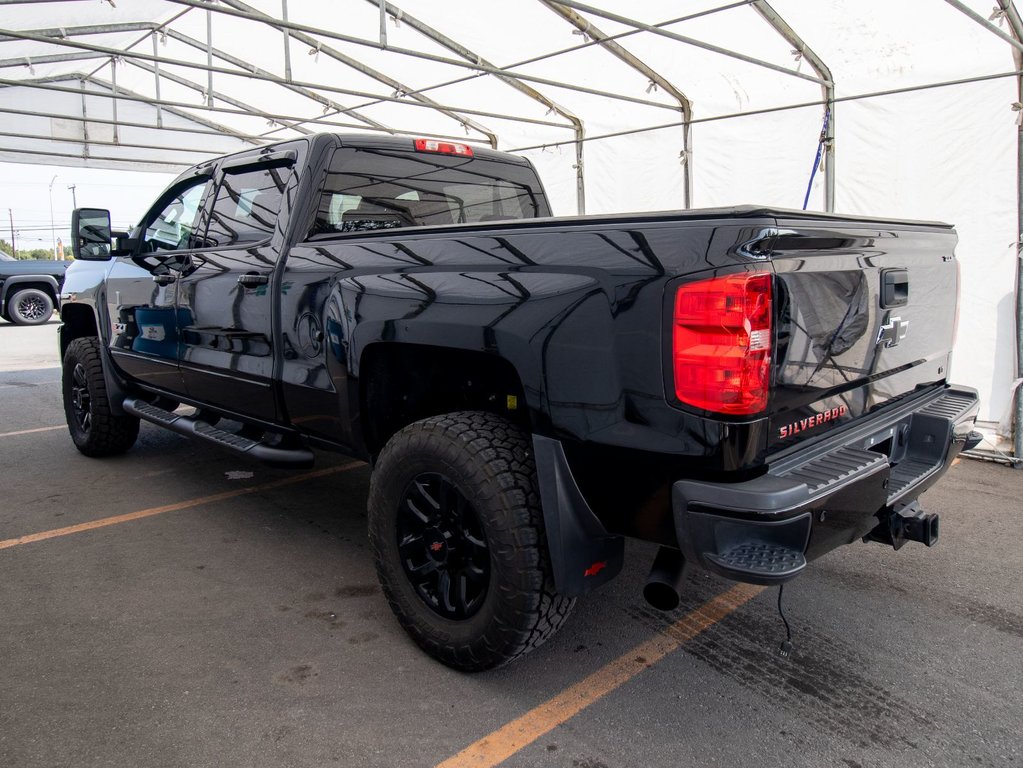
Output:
(414, 138), (473, 157)
(672, 272), (773, 415)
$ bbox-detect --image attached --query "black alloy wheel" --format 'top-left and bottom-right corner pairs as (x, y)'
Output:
(9, 288), (54, 326)
(397, 472), (490, 620)
(368, 411), (575, 672)
(69, 361), (93, 434)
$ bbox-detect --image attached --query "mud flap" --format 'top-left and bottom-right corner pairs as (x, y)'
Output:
(532, 435), (625, 597)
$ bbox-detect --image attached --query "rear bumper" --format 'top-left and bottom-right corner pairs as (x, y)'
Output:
(671, 385), (979, 585)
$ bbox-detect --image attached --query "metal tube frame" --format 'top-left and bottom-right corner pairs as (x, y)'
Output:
(539, 1), (693, 208)
(0, 26), (570, 129)
(0, 75), (495, 147)
(371, 0), (587, 213)
(217, 0), (498, 148)
(751, 0), (835, 212)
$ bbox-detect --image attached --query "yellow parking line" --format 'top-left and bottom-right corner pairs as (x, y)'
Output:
(0, 461), (365, 550)
(0, 425), (64, 438)
(435, 582), (765, 768)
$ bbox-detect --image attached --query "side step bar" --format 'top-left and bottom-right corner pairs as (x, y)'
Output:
(122, 398), (315, 468)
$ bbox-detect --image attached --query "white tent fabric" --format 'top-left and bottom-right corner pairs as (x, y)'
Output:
(0, 0), (1018, 426)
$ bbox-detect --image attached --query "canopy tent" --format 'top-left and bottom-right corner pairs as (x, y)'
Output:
(0, 0), (1020, 459)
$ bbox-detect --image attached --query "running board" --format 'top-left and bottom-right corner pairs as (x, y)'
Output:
(122, 398), (314, 468)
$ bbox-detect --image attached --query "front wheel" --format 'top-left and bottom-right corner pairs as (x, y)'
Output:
(368, 411), (574, 671)
(62, 337), (140, 457)
(8, 288), (54, 326)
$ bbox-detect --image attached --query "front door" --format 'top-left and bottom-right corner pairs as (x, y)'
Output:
(175, 159), (293, 422)
(105, 175), (212, 394)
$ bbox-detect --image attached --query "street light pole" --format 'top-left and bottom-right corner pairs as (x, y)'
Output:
(48, 174), (58, 260)
(7, 208), (15, 259)
(67, 184), (77, 210)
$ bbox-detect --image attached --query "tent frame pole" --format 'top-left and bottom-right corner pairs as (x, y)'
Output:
(217, 0), (498, 148)
(0, 75), (493, 147)
(545, 0), (827, 86)
(371, 0), (587, 213)
(751, 0), (835, 212)
(0, 26), (567, 130)
(997, 0), (1023, 467)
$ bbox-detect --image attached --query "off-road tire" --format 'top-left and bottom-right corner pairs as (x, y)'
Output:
(368, 411), (574, 671)
(62, 337), (140, 456)
(8, 288), (54, 326)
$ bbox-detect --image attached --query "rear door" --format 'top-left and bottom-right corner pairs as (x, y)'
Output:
(175, 152), (296, 421)
(106, 175), (213, 392)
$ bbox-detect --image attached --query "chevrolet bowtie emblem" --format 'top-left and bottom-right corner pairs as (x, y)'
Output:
(876, 316), (909, 348)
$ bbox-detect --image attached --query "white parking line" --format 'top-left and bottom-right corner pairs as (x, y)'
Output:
(0, 425), (64, 438)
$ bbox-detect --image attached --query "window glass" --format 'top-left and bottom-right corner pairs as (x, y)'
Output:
(308, 147), (548, 239)
(205, 164), (292, 247)
(141, 179), (209, 252)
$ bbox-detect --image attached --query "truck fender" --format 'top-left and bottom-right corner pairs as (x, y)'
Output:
(532, 434), (624, 596)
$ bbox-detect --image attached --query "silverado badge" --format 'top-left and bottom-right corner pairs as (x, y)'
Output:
(778, 405), (849, 439)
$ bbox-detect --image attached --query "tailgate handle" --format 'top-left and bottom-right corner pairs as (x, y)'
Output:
(237, 272), (270, 287)
(881, 268), (909, 308)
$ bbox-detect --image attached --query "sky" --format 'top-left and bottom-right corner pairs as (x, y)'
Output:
(0, 162), (174, 255)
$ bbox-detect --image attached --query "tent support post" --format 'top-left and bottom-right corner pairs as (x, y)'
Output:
(539, 1), (693, 208)
(151, 33), (162, 128)
(281, 0), (292, 81)
(78, 78), (90, 159)
(205, 7), (213, 107)
(109, 57), (119, 145)
(995, 0), (1023, 466)
(1017, 68), (1022, 467)
(751, 0), (835, 211)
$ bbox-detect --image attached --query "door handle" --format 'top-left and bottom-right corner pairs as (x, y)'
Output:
(238, 272), (270, 287)
(153, 273), (178, 286)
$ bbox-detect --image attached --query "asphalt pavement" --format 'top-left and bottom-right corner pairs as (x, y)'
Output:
(0, 320), (1020, 768)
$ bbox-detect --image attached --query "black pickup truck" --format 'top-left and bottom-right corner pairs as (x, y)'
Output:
(0, 258), (69, 325)
(59, 133), (980, 670)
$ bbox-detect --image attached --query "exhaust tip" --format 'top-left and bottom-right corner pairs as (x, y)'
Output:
(643, 580), (681, 612)
(643, 547), (687, 611)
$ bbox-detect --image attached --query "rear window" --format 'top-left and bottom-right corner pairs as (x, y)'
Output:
(205, 163), (291, 247)
(308, 145), (546, 239)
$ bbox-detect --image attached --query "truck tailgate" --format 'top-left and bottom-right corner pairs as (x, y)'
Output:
(768, 218), (958, 451)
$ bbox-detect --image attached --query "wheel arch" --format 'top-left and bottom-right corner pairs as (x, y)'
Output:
(59, 303), (100, 359)
(358, 341), (531, 458)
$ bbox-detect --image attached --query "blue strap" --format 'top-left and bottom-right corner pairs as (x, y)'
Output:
(802, 107), (831, 210)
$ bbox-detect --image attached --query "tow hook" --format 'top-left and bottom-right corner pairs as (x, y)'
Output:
(866, 501), (939, 550)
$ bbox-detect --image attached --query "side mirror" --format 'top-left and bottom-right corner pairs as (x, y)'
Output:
(71, 208), (113, 261)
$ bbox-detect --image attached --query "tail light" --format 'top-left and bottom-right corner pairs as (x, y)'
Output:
(414, 138), (473, 157)
(672, 272), (773, 415)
